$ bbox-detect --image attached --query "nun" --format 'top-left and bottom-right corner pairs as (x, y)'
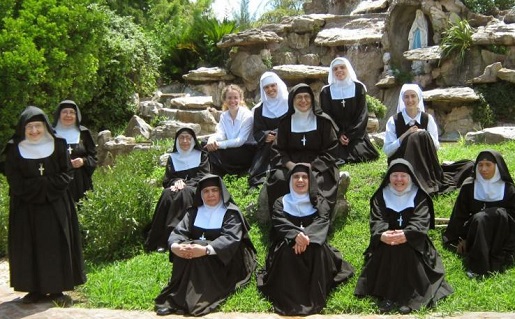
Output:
(1, 106), (86, 306)
(53, 100), (97, 203)
(443, 150), (515, 277)
(154, 174), (257, 316)
(145, 127), (210, 252)
(354, 159), (453, 314)
(248, 72), (289, 188)
(319, 57), (379, 165)
(257, 163), (354, 315)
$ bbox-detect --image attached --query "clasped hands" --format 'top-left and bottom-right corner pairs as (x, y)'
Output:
(170, 179), (186, 192)
(293, 232), (310, 255)
(71, 157), (84, 168)
(171, 243), (206, 259)
(381, 229), (407, 246)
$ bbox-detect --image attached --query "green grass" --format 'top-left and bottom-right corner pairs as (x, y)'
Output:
(78, 140), (515, 314)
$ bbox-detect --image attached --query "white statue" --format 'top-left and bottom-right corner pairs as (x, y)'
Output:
(408, 9), (428, 50)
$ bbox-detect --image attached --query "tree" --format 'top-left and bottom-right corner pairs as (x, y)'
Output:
(258, 0), (305, 24)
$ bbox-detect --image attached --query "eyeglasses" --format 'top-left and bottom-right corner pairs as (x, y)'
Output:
(294, 94), (312, 101)
(61, 110), (76, 115)
(25, 123), (45, 131)
(177, 135), (192, 141)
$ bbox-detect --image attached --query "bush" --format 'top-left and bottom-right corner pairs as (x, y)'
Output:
(0, 175), (8, 257)
(475, 82), (515, 124)
(462, 0), (515, 15)
(440, 19), (474, 63)
(79, 149), (163, 262)
(366, 95), (387, 119)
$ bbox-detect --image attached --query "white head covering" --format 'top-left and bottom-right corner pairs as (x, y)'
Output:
(382, 173), (419, 212)
(170, 135), (201, 171)
(328, 57), (366, 100)
(259, 72), (289, 119)
(474, 163), (505, 202)
(397, 83), (425, 114)
(282, 172), (317, 217)
(19, 129), (55, 159)
(54, 121), (80, 144)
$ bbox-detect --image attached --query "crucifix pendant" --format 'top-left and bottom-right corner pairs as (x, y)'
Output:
(301, 135), (306, 146)
(341, 99), (346, 108)
(300, 222), (304, 230)
(397, 215), (403, 227)
(199, 233), (206, 241)
(67, 145), (73, 155)
(38, 163), (45, 176)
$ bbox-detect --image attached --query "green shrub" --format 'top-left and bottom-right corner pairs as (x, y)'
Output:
(440, 19), (474, 63)
(0, 175), (8, 257)
(475, 82), (515, 124)
(462, 0), (515, 15)
(79, 149), (163, 262)
(472, 94), (495, 128)
(366, 95), (387, 119)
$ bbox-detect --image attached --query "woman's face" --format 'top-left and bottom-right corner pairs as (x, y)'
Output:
(291, 171), (309, 194)
(293, 92), (312, 113)
(332, 63), (348, 81)
(389, 172), (410, 193)
(402, 90), (419, 116)
(24, 121), (46, 142)
(177, 132), (193, 152)
(224, 89), (241, 112)
(477, 159), (496, 180)
(201, 186), (221, 206)
(59, 108), (77, 127)
(263, 83), (278, 99)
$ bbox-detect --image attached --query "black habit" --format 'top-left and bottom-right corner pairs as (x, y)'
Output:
(257, 165), (354, 315)
(443, 150), (515, 275)
(247, 102), (285, 188)
(2, 106), (86, 294)
(155, 175), (257, 316)
(145, 128), (210, 252)
(355, 159), (453, 311)
(53, 100), (97, 203)
(264, 83), (339, 217)
(319, 82), (379, 165)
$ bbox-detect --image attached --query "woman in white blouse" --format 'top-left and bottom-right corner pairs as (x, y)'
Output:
(205, 84), (256, 176)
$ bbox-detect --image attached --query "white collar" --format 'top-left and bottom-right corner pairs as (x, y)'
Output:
(383, 181), (418, 212)
(260, 73), (289, 118)
(401, 109), (422, 125)
(170, 148), (201, 172)
(291, 108), (317, 133)
(282, 189), (316, 217)
(474, 164), (505, 202)
(18, 132), (55, 159)
(194, 201), (226, 229)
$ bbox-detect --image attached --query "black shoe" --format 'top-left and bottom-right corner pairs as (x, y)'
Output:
(156, 307), (175, 316)
(22, 292), (44, 304)
(49, 293), (73, 307)
(378, 299), (395, 313)
(398, 305), (412, 314)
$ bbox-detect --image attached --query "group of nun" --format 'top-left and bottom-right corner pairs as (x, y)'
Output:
(2, 56), (514, 316)
(0, 100), (96, 306)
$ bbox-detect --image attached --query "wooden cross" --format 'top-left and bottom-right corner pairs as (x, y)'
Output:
(38, 163), (45, 176)
(301, 135), (306, 146)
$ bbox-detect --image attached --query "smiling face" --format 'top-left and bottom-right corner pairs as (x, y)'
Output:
(263, 83), (278, 99)
(224, 88), (242, 113)
(291, 171), (309, 194)
(332, 63), (348, 81)
(25, 121), (46, 142)
(293, 92), (312, 113)
(201, 186), (221, 206)
(402, 90), (420, 117)
(59, 108), (77, 127)
(389, 171), (411, 193)
(477, 159), (496, 180)
(177, 132), (193, 152)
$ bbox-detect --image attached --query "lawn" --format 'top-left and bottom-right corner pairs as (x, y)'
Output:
(77, 140), (515, 314)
